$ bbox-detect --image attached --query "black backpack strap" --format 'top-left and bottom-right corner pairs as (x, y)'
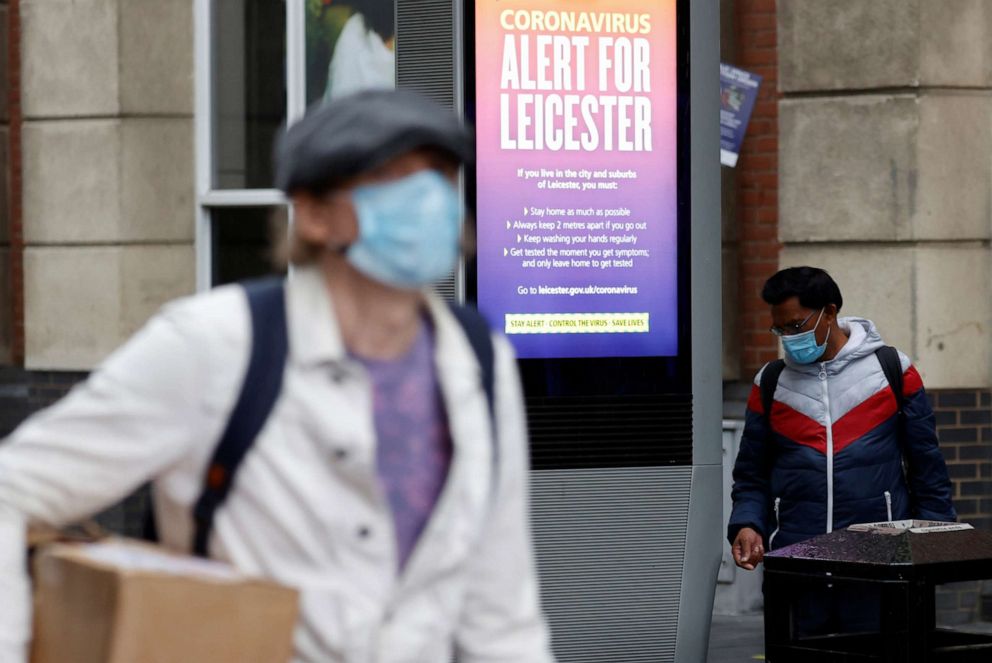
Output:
(875, 346), (904, 415)
(759, 359), (786, 439)
(192, 278), (289, 557)
(446, 303), (499, 488)
(447, 304), (496, 425)
(757, 359), (786, 540)
(141, 487), (159, 542)
(875, 345), (910, 486)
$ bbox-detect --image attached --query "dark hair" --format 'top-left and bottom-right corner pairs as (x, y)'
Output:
(761, 266), (843, 312)
(340, 1), (394, 41)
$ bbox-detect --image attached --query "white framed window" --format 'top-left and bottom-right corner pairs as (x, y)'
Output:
(194, 0), (399, 290)
(195, 0), (290, 290)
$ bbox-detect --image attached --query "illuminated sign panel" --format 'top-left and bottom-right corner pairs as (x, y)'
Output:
(475, 1), (679, 359)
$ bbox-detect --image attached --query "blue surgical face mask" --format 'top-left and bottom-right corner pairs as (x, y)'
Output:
(781, 308), (830, 365)
(345, 170), (461, 289)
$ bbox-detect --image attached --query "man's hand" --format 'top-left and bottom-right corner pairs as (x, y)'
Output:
(732, 527), (764, 570)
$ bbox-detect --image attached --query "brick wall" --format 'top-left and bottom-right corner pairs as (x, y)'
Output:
(929, 388), (992, 626)
(727, 0), (992, 628)
(734, 0), (781, 378)
(6, 0), (22, 364)
(931, 389), (992, 532)
(0, 2), (22, 365)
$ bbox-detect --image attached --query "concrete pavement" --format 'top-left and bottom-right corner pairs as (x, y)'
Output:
(707, 613), (765, 663)
(706, 612), (992, 662)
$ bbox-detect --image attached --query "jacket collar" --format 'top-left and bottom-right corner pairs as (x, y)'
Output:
(285, 265), (348, 366)
(782, 316), (882, 374)
(422, 295), (484, 386)
(285, 265), (479, 372)
(830, 317), (867, 364)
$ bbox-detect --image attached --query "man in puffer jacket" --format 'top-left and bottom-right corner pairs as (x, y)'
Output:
(727, 266), (955, 633)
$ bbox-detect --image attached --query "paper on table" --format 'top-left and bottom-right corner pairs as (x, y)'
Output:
(847, 519), (974, 535)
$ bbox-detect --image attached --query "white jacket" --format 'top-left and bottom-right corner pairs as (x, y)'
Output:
(0, 266), (554, 663)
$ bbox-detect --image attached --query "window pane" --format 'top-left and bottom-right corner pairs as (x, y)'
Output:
(306, 0), (395, 105)
(213, 1), (287, 189)
(211, 207), (288, 286)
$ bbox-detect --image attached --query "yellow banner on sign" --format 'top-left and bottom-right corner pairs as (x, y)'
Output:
(505, 313), (650, 334)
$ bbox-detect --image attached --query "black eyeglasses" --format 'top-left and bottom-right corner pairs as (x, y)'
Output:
(769, 308), (822, 337)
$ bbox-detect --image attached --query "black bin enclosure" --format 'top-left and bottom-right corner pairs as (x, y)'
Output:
(763, 522), (992, 663)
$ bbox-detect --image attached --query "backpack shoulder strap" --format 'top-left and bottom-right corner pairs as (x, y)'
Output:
(875, 345), (905, 413)
(192, 278), (289, 557)
(875, 345), (911, 486)
(758, 359), (786, 484)
(759, 359), (786, 437)
(446, 303), (499, 490)
(446, 303), (496, 424)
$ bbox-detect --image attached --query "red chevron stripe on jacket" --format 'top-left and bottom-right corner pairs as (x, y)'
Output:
(729, 318), (955, 551)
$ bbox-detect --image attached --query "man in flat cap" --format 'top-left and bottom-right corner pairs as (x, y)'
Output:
(0, 90), (555, 663)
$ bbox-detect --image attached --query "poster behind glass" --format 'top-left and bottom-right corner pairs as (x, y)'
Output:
(306, 0), (396, 105)
(474, 1), (679, 360)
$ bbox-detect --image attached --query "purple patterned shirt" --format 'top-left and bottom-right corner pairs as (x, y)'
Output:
(355, 319), (453, 570)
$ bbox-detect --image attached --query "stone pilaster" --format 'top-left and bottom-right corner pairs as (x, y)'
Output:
(779, 2), (992, 623)
(19, 0), (195, 370)
(778, 0), (992, 390)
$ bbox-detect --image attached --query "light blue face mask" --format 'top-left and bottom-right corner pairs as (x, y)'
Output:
(781, 308), (830, 364)
(346, 169), (461, 289)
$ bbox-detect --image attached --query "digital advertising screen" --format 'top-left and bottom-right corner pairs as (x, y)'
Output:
(474, 1), (679, 360)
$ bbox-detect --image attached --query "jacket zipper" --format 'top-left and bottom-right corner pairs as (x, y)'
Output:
(769, 497), (782, 549)
(884, 490), (893, 521)
(820, 363), (834, 533)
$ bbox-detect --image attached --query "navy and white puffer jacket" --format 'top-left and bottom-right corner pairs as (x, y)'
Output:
(727, 317), (956, 551)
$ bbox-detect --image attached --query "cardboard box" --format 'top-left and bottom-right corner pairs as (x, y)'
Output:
(31, 539), (299, 663)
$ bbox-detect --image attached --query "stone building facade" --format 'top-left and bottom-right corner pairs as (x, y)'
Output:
(0, 0), (990, 623)
(724, 0), (992, 624)
(0, 0), (197, 533)
(5, 0), (195, 372)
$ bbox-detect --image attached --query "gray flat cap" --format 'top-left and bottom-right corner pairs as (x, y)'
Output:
(275, 88), (473, 193)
